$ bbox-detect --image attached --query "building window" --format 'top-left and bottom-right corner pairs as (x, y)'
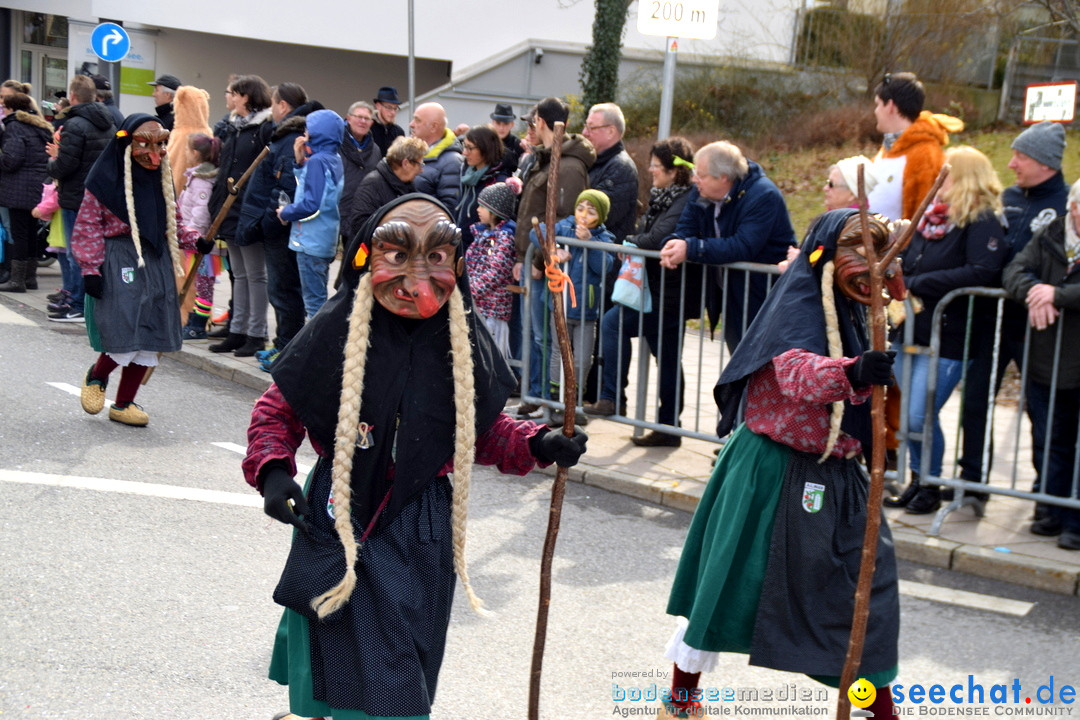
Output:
(22, 13), (68, 48)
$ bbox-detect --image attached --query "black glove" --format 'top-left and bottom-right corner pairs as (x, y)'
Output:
(195, 236), (215, 255)
(530, 427), (588, 467)
(260, 463), (312, 533)
(845, 350), (896, 388)
(82, 274), (103, 299)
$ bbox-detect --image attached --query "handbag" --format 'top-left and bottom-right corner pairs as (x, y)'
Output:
(611, 242), (652, 313)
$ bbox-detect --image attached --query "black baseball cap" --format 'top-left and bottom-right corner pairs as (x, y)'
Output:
(147, 74), (181, 91)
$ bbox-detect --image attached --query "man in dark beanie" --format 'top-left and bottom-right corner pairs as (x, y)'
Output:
(957, 120), (1068, 496)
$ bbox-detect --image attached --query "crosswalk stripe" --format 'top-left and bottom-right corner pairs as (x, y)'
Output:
(0, 468), (261, 507)
(47, 381), (115, 406)
(0, 304), (35, 326)
(898, 579), (1033, 617)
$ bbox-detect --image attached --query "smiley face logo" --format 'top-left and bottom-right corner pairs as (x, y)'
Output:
(848, 678), (876, 709)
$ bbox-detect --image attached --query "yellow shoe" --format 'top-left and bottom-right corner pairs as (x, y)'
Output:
(80, 366), (106, 415)
(108, 402), (149, 427)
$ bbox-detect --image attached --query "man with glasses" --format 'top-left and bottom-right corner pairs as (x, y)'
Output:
(370, 86), (405, 156)
(582, 103), (639, 243)
(659, 141), (795, 353)
(339, 101), (383, 242)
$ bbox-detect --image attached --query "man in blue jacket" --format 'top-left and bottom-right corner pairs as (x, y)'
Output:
(659, 141), (795, 351)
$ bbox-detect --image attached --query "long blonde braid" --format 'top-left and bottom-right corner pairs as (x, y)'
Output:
(311, 274), (375, 620)
(819, 259), (845, 463)
(160, 153), (185, 277)
(122, 146), (145, 269)
(448, 286), (488, 615)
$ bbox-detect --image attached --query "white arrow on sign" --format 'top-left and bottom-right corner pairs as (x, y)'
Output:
(101, 28), (124, 54)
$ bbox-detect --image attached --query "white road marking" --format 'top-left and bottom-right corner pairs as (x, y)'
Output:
(212, 441), (312, 475)
(47, 381), (115, 406)
(0, 304), (35, 325)
(0, 468), (261, 507)
(899, 579), (1033, 617)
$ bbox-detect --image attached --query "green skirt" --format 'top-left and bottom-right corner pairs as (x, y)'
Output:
(667, 424), (898, 688)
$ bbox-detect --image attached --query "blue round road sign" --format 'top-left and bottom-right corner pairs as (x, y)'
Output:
(91, 23), (130, 63)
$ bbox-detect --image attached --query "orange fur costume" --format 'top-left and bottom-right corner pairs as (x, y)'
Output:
(167, 85), (212, 194)
(877, 110), (964, 221)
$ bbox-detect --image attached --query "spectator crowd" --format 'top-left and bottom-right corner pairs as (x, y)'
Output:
(1, 70), (1078, 549)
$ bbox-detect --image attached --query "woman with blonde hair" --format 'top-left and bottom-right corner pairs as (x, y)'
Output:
(887, 146), (1008, 514)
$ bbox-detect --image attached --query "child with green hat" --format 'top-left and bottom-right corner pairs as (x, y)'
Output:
(529, 188), (615, 425)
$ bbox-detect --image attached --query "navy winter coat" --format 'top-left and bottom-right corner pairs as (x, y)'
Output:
(669, 160), (795, 349)
(0, 111), (52, 210)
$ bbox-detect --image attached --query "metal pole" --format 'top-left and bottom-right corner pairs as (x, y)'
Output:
(408, 0), (416, 112)
(657, 36), (677, 140)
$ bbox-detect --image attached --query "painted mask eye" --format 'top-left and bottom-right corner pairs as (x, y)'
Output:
(427, 249), (449, 265)
(384, 249), (408, 265)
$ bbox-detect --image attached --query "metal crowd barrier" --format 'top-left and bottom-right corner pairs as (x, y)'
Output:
(513, 241), (1079, 536)
(903, 287), (1080, 536)
(518, 239), (779, 443)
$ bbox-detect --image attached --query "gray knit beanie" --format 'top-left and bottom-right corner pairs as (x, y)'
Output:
(1011, 121), (1066, 171)
(477, 182), (517, 221)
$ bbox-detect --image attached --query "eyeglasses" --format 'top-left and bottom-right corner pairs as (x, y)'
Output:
(584, 123), (612, 132)
(463, 142), (477, 151)
(349, 114), (373, 121)
(882, 72), (892, 85)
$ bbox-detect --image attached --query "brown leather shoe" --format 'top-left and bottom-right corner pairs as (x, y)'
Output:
(583, 398), (616, 416)
(631, 431), (681, 447)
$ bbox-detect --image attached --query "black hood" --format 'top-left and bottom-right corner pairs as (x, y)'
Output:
(271, 193), (516, 528)
(714, 208), (872, 451)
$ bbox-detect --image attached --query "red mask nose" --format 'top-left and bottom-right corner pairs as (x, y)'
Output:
(413, 279), (442, 318)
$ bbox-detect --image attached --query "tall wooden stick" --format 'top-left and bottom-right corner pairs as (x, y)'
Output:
(835, 163), (949, 720)
(528, 120), (576, 720)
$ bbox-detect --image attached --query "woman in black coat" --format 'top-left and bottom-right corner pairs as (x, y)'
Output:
(585, 137), (698, 447)
(346, 136), (427, 242)
(0, 92), (52, 292)
(454, 124), (508, 248)
(207, 75), (274, 356)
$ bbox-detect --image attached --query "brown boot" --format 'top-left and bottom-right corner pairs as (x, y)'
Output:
(0, 259), (27, 292)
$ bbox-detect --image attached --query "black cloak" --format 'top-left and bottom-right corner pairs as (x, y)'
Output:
(270, 193), (517, 529)
(83, 112), (169, 258)
(713, 208), (873, 453)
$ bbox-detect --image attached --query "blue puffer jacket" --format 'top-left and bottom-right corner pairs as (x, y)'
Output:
(668, 160), (795, 349)
(236, 101), (324, 247)
(530, 216), (614, 321)
(280, 109), (345, 259)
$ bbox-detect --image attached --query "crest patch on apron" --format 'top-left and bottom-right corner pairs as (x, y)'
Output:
(802, 482), (825, 513)
(121, 267), (135, 283)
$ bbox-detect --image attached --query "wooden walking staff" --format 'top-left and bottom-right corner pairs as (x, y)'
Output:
(835, 163), (949, 720)
(178, 145), (270, 301)
(528, 120), (578, 720)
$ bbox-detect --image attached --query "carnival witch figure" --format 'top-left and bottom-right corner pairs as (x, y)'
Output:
(72, 113), (214, 427)
(659, 210), (907, 720)
(243, 193), (587, 720)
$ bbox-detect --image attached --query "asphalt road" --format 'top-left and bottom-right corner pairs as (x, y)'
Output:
(1, 298), (1078, 720)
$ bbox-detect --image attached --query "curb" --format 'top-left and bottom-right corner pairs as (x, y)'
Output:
(541, 463), (1080, 598)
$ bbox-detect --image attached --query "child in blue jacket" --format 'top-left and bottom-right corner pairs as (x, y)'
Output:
(277, 109), (345, 319)
(529, 189), (614, 410)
